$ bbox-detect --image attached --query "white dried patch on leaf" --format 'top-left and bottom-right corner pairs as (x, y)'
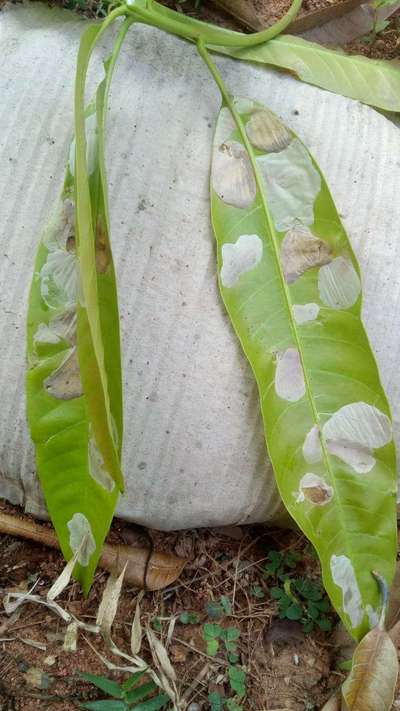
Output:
(212, 140), (256, 209)
(275, 347), (305, 402)
(246, 108), (292, 153)
(293, 303), (320, 325)
(89, 434), (115, 493)
(44, 348), (83, 400)
(318, 256), (361, 310)
(324, 403), (392, 449)
(67, 513), (96, 567)
(40, 250), (78, 310)
(323, 402), (392, 474)
(40, 199), (78, 310)
(296, 473), (333, 505)
(34, 323), (61, 345)
(280, 224), (332, 283)
(34, 308), (77, 347)
(42, 199), (75, 253)
(214, 106), (236, 146)
(303, 425), (323, 464)
(257, 139), (321, 232)
(326, 440), (376, 474)
(69, 112), (98, 177)
(330, 554), (364, 629)
(233, 97), (256, 113)
(220, 234), (263, 288)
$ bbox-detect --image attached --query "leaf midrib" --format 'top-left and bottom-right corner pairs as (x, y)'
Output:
(223, 96), (354, 570)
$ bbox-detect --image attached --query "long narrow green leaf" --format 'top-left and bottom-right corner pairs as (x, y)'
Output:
(74, 23), (124, 492)
(215, 36), (400, 112)
(26, 17), (131, 592)
(208, 93), (397, 639)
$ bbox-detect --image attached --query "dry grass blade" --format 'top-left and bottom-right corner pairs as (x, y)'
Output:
(96, 564), (127, 641)
(146, 628), (180, 708)
(3, 587), (71, 623)
(146, 628), (176, 683)
(47, 536), (87, 601)
(341, 573), (399, 710)
(131, 592), (143, 656)
(63, 621), (78, 652)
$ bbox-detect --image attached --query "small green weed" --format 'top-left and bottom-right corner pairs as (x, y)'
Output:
(179, 611), (200, 624)
(79, 670), (169, 710)
(263, 551), (334, 633)
(201, 600), (246, 710)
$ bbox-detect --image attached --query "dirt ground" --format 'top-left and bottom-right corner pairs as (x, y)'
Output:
(0, 499), (344, 711)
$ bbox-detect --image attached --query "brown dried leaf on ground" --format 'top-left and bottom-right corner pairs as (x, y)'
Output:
(341, 591), (398, 710)
(321, 691), (341, 710)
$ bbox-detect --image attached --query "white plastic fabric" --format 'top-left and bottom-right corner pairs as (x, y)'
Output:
(1, 4), (400, 529)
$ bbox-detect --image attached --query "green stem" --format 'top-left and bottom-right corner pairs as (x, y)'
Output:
(125, 0), (302, 47)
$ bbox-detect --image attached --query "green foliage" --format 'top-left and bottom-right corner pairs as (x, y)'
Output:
(263, 550), (334, 632)
(151, 618), (163, 633)
(80, 671), (169, 710)
(207, 75), (397, 640)
(218, 36), (400, 112)
(26, 0), (399, 645)
(205, 595), (232, 620)
(228, 666), (246, 698)
(203, 622), (246, 706)
(250, 585), (265, 600)
(26, 12), (132, 593)
(208, 692), (225, 711)
(263, 550), (301, 580)
(179, 611), (200, 625)
(271, 579), (333, 633)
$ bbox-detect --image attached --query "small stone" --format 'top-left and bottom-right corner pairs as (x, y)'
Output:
(44, 655), (57, 666)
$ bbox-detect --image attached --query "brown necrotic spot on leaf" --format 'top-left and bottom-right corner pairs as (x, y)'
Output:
(274, 347), (305, 402)
(318, 256), (361, 310)
(342, 586), (398, 710)
(212, 140), (256, 209)
(246, 108), (292, 153)
(296, 473), (333, 505)
(322, 402), (392, 475)
(67, 512), (96, 567)
(95, 217), (111, 274)
(280, 224), (332, 283)
(44, 348), (83, 400)
(220, 234), (263, 288)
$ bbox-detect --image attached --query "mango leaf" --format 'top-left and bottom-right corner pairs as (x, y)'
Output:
(74, 22), (124, 493)
(341, 574), (398, 710)
(215, 36), (400, 112)
(26, 18), (132, 592)
(209, 95), (397, 639)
